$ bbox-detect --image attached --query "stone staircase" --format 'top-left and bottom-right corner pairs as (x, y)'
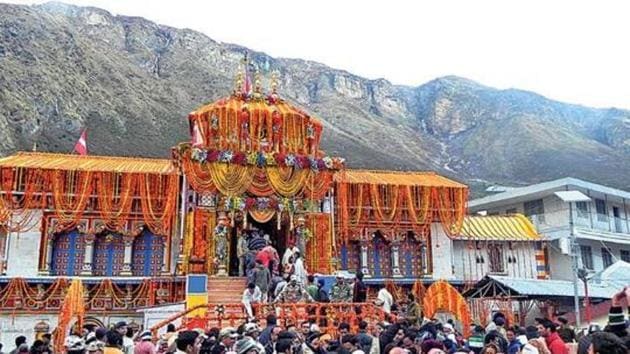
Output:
(207, 277), (247, 303)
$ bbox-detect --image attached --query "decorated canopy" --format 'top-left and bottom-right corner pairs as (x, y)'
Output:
(335, 169), (468, 241)
(0, 152), (178, 235)
(175, 70), (343, 202)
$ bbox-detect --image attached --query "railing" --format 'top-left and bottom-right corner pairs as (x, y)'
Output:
(576, 216), (630, 234)
(0, 277), (185, 313)
(150, 302), (389, 336)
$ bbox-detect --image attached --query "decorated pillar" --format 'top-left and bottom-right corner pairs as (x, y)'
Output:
(295, 215), (308, 256)
(121, 235), (134, 276)
(41, 234), (55, 275)
(80, 234), (96, 276)
(360, 239), (370, 277)
(161, 239), (169, 274)
(214, 212), (229, 277)
(391, 236), (402, 278)
(420, 242), (429, 275)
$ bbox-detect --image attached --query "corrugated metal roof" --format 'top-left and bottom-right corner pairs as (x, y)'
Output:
(457, 214), (541, 241)
(0, 152), (177, 175)
(483, 275), (616, 299)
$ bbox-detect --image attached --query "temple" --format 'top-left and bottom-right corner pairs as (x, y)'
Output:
(0, 66), (474, 339)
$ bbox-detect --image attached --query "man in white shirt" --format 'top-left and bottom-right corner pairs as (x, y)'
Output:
(375, 287), (394, 314)
(242, 282), (262, 320)
(282, 244), (299, 267)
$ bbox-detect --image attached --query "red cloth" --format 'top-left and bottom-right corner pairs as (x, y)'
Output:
(545, 332), (568, 354)
(256, 249), (271, 268)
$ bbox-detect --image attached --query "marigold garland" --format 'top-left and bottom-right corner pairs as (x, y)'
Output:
(189, 96), (325, 156)
(423, 280), (471, 338)
(336, 181), (468, 242)
(0, 167), (179, 235)
(179, 148), (334, 200)
(54, 279), (85, 353)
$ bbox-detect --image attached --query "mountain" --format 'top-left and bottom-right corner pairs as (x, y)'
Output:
(1, 2), (629, 197)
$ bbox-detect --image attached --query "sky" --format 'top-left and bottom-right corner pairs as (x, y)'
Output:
(7, 0), (630, 109)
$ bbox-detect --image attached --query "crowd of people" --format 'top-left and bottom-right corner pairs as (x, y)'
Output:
(238, 226), (370, 320)
(3, 285), (624, 354)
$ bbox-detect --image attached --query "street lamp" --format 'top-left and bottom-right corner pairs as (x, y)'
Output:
(554, 190), (591, 329)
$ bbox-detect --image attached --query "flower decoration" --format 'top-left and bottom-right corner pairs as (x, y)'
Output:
(256, 152), (266, 167)
(322, 157), (333, 169)
(219, 150), (234, 163)
(285, 154), (296, 167)
(246, 152), (258, 165)
(187, 147), (343, 171)
(265, 153), (277, 165)
(309, 157), (319, 172)
(210, 114), (219, 130)
(232, 152), (246, 165)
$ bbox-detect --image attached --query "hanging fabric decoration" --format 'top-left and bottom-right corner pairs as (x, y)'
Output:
(208, 163), (254, 196)
(265, 167), (310, 197)
(249, 209), (276, 223)
(423, 280), (472, 338)
(335, 171), (468, 242)
(96, 171), (136, 232)
(305, 213), (333, 274)
(0, 153), (180, 235)
(54, 278), (85, 353)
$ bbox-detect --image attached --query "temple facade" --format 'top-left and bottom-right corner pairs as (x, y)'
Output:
(0, 70), (474, 341)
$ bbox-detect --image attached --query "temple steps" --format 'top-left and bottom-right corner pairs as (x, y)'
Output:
(207, 277), (247, 304)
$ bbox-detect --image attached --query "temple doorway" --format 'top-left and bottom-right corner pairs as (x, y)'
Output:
(228, 214), (290, 277)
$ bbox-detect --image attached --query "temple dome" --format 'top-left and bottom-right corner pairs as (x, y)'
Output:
(187, 82), (324, 156)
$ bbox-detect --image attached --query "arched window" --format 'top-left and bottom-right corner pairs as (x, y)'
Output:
(51, 229), (85, 276)
(93, 233), (125, 276)
(132, 230), (164, 276)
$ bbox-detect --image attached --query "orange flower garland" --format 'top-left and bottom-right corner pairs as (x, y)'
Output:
(0, 167), (179, 235)
(54, 279), (85, 353)
(423, 280), (472, 338)
(336, 181), (468, 241)
(189, 97), (323, 156)
(305, 213), (333, 274)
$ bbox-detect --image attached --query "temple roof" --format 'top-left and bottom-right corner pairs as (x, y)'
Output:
(455, 214), (541, 241)
(335, 169), (467, 188)
(0, 152), (176, 174)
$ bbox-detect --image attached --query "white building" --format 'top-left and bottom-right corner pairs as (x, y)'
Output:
(452, 214), (546, 283)
(469, 177), (630, 281)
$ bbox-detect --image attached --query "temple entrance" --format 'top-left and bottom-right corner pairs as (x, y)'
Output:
(228, 214), (290, 277)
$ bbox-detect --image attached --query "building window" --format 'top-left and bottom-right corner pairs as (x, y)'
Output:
(488, 244), (505, 273)
(580, 245), (593, 270)
(621, 250), (630, 263)
(506, 208), (517, 215)
(601, 247), (613, 268)
(524, 199), (545, 223)
(595, 199), (608, 222)
(576, 201), (589, 219)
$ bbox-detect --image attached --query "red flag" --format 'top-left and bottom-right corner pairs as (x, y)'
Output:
(191, 122), (204, 147)
(73, 129), (87, 155)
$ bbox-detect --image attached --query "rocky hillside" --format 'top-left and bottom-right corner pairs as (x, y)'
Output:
(1, 2), (629, 196)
